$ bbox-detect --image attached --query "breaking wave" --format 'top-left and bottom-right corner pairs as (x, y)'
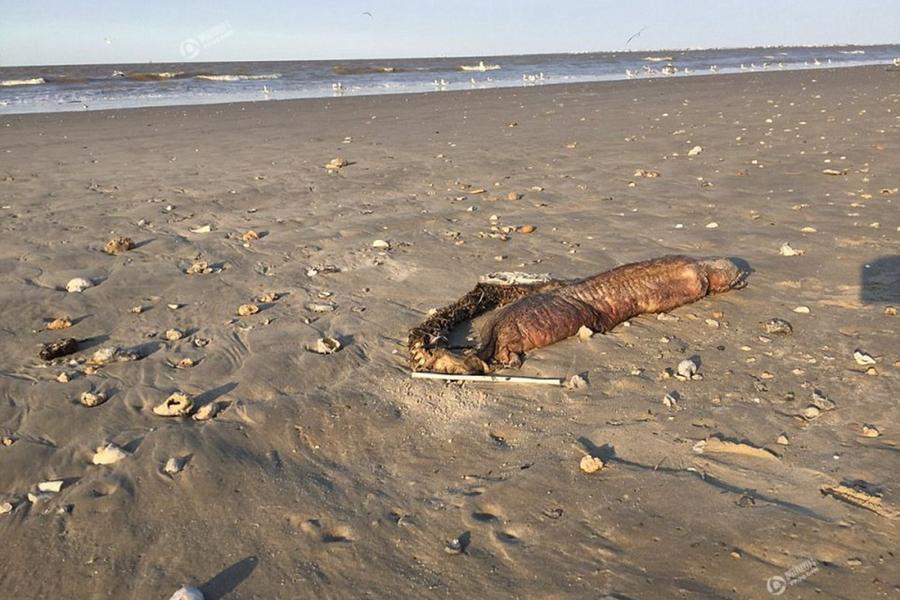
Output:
(0, 77), (45, 87)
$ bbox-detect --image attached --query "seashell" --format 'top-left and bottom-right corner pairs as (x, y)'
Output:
(258, 291), (279, 303)
(56, 372), (70, 383)
(185, 260), (211, 275)
(189, 225), (212, 234)
(192, 403), (219, 421)
(579, 455), (604, 473)
(687, 145), (703, 156)
(92, 443), (129, 465)
(168, 586), (205, 600)
(0, 501), (13, 515)
(861, 425), (880, 438)
(325, 157), (349, 170)
(39, 338), (79, 361)
(801, 405), (821, 420)
(164, 457), (187, 475)
(38, 480), (64, 493)
(577, 326), (594, 340)
(306, 302), (336, 313)
(372, 239), (391, 249)
(66, 277), (93, 293)
(633, 168), (660, 178)
(1, 436), (17, 447)
(853, 349), (876, 366)
(779, 242), (804, 256)
(517, 224), (536, 234)
(242, 230), (259, 242)
(506, 192), (521, 201)
(131, 305), (144, 314)
(311, 337), (341, 355)
(565, 374), (588, 390)
(885, 306), (897, 316)
(47, 317), (72, 331)
(79, 391), (107, 407)
(153, 392), (193, 417)
(165, 329), (184, 341)
(793, 305), (811, 314)
(811, 389), (835, 411)
(238, 303), (259, 316)
(776, 434), (790, 445)
(103, 236), (135, 255)
(705, 222), (718, 228)
(822, 168), (847, 176)
(763, 318), (793, 335)
(174, 358), (194, 369)
(90, 346), (139, 365)
(676, 358), (699, 380)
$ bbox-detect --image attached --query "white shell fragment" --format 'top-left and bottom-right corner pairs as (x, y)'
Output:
(164, 457), (187, 475)
(372, 239), (391, 249)
(66, 277), (93, 293)
(687, 145), (703, 156)
(92, 443), (129, 465)
(853, 350), (876, 366)
(676, 359), (700, 381)
(38, 480), (64, 493)
(192, 403), (219, 421)
(310, 337), (342, 355)
(169, 586), (205, 600)
(779, 242), (804, 256)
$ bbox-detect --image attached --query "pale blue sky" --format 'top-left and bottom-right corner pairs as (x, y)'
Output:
(1, 0), (898, 66)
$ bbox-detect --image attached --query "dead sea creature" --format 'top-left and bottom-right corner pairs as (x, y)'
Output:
(39, 338), (79, 361)
(103, 236), (135, 255)
(408, 255), (748, 374)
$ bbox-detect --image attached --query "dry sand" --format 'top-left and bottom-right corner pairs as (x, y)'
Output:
(0, 65), (898, 599)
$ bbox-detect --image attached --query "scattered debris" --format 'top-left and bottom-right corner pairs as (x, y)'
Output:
(47, 317), (72, 331)
(79, 391), (107, 407)
(92, 443), (129, 465)
(579, 455), (604, 473)
(103, 236), (135, 255)
(39, 338), (79, 361)
(238, 303), (260, 316)
(153, 392), (194, 417)
(65, 277), (93, 293)
(763, 318), (793, 335)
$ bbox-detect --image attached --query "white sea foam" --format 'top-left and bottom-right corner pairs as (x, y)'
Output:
(0, 77), (45, 87)
(195, 73), (281, 81)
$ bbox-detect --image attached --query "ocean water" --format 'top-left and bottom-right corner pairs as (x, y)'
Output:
(1, 45), (898, 115)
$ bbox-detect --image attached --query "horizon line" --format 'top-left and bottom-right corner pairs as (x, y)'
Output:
(2, 41), (897, 69)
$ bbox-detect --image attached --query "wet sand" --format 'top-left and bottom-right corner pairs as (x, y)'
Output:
(0, 65), (898, 599)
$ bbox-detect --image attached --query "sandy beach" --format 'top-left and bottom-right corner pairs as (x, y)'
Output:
(0, 65), (898, 598)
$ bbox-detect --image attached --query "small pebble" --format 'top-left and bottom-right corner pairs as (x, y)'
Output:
(884, 306), (897, 316)
(676, 359), (699, 381)
(793, 306), (811, 314)
(853, 350), (876, 366)
(65, 277), (93, 293)
(776, 434), (790, 446)
(577, 325), (594, 340)
(802, 405), (821, 420)
(518, 224), (536, 234)
(372, 239), (390, 249)
(0, 501), (13, 515)
(688, 145), (703, 156)
(164, 457), (187, 475)
(779, 242), (803, 257)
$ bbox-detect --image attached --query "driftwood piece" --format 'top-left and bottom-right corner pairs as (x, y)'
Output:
(408, 255), (747, 374)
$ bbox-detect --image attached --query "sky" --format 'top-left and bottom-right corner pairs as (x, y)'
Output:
(1, 0), (898, 66)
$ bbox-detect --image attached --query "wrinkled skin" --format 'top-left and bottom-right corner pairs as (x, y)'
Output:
(407, 255), (748, 373)
(479, 256), (747, 366)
